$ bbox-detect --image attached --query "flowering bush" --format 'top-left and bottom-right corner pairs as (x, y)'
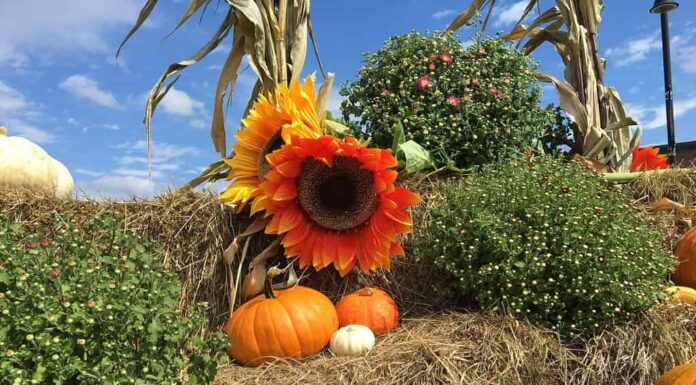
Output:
(340, 31), (555, 168)
(413, 156), (674, 335)
(0, 212), (227, 384)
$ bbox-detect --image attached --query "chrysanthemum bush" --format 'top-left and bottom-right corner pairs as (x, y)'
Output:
(413, 156), (674, 335)
(340, 31), (555, 168)
(0, 212), (227, 385)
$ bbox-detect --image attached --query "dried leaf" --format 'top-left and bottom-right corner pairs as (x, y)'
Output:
(650, 197), (685, 212)
(446, 0), (487, 32)
(572, 154), (610, 173)
(315, 72), (334, 118)
(168, 0), (212, 37)
(117, 0), (159, 59)
(211, 35), (246, 158)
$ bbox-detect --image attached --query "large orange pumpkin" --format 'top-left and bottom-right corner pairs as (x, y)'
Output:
(335, 287), (399, 335)
(656, 362), (696, 385)
(223, 268), (338, 366)
(673, 228), (696, 289)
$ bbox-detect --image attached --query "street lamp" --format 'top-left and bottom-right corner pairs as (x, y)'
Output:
(650, 0), (679, 165)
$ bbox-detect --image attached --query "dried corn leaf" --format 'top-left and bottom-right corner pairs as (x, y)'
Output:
(117, 0), (159, 58)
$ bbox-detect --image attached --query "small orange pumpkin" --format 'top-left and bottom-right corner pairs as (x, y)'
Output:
(223, 267), (338, 367)
(335, 287), (398, 335)
(673, 228), (696, 289)
(656, 362), (696, 385)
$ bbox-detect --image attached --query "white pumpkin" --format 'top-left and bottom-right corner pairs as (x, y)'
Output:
(330, 324), (375, 356)
(0, 127), (74, 197)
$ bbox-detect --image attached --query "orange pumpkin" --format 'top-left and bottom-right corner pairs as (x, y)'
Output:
(335, 287), (399, 335)
(656, 362), (696, 385)
(673, 228), (696, 289)
(223, 268), (338, 367)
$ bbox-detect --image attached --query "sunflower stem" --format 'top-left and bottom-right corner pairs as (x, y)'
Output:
(602, 169), (671, 183)
(276, 0), (288, 85)
(264, 266), (283, 299)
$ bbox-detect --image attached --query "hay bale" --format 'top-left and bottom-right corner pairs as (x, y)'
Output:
(215, 305), (696, 385)
(630, 167), (696, 204)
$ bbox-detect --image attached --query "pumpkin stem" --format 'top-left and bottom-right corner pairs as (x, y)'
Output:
(0, 126), (6, 136)
(264, 266), (283, 299)
(359, 288), (374, 296)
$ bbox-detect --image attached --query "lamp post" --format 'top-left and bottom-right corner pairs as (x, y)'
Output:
(650, 0), (679, 165)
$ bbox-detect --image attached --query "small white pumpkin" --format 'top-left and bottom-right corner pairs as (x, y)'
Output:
(0, 127), (73, 197)
(330, 324), (375, 356)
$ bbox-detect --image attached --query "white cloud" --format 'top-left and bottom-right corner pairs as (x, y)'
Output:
(102, 124), (120, 131)
(189, 119), (209, 130)
(113, 140), (201, 165)
(0, 0), (141, 66)
(605, 31), (661, 67)
(159, 88), (205, 116)
(0, 80), (54, 144)
(431, 9), (455, 20)
(78, 176), (157, 199)
(59, 75), (121, 109)
(606, 26), (696, 69)
(76, 140), (202, 199)
(494, 1), (527, 27)
(211, 44), (230, 55)
(626, 96), (696, 130)
(678, 45), (696, 73)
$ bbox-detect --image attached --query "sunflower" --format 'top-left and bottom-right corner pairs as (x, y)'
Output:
(630, 144), (669, 171)
(258, 134), (421, 276)
(221, 76), (322, 212)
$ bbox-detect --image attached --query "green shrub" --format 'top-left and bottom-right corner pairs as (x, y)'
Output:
(340, 31), (555, 168)
(0, 212), (227, 385)
(414, 156), (674, 335)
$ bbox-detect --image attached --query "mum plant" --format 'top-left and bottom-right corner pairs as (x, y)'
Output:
(340, 31), (555, 168)
(0, 212), (226, 384)
(414, 156), (674, 335)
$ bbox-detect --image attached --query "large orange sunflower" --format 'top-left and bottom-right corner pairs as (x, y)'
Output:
(630, 144), (669, 171)
(258, 134), (421, 276)
(221, 76), (322, 212)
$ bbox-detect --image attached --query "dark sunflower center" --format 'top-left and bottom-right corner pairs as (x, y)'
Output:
(297, 156), (379, 231)
(257, 130), (284, 178)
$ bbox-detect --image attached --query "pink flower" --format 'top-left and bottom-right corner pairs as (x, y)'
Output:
(50, 269), (61, 278)
(440, 53), (453, 64)
(417, 75), (432, 92)
(87, 300), (96, 308)
(446, 95), (461, 107)
(471, 79), (480, 86)
(39, 239), (49, 248)
(26, 242), (36, 250)
(428, 63), (436, 71)
(381, 89), (390, 97)
(496, 91), (506, 100)
(488, 86), (498, 95)
(429, 53), (439, 61)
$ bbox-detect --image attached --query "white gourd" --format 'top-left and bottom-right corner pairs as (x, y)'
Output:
(0, 127), (73, 197)
(51, 158), (74, 198)
(330, 324), (375, 356)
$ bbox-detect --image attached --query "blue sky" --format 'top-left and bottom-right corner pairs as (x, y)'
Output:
(0, 0), (694, 198)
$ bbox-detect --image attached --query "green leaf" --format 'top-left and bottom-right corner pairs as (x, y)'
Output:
(399, 140), (435, 174)
(392, 121), (406, 155)
(324, 120), (350, 136)
(31, 362), (47, 382)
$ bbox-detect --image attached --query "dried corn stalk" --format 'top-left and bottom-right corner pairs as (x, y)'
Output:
(119, 0), (325, 182)
(447, 0), (639, 171)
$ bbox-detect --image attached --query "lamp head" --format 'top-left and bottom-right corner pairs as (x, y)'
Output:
(650, 0), (679, 14)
